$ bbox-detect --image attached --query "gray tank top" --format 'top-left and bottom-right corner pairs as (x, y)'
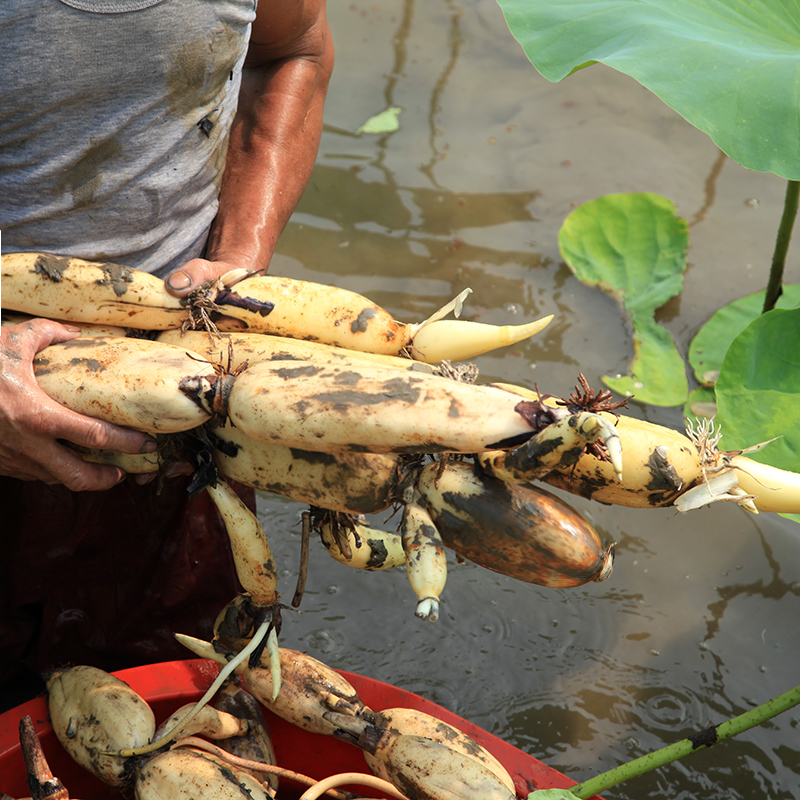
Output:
(0, 0), (257, 276)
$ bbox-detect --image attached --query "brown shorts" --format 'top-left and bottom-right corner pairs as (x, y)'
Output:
(0, 475), (253, 710)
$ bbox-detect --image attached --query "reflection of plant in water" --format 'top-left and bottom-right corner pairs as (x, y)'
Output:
(702, 528), (800, 645)
(686, 149), (727, 229)
(291, 1), (553, 327)
(419, 0), (463, 186)
(351, 0), (463, 185)
(365, 0), (465, 185)
(285, 163), (542, 284)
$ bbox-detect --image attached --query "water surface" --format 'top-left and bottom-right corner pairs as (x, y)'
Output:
(262, 2), (800, 797)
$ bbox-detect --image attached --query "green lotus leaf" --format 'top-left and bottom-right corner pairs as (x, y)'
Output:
(683, 385), (717, 429)
(356, 107), (402, 136)
(688, 284), (800, 384)
(559, 193), (688, 316)
(495, 0), (800, 178)
(559, 192), (689, 405)
(715, 307), (800, 472)
(602, 313), (688, 406)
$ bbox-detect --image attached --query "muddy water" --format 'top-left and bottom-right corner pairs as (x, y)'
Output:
(262, 1), (800, 798)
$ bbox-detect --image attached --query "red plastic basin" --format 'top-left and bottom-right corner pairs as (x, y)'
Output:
(0, 659), (586, 798)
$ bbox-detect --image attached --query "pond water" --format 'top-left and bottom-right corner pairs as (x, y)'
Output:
(262, 1), (800, 798)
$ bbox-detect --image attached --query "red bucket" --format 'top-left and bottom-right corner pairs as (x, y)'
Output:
(0, 659), (582, 798)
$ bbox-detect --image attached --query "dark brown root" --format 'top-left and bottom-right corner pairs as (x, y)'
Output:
(292, 511), (311, 609)
(19, 716), (69, 800)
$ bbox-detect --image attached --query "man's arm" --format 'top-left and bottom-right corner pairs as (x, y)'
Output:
(0, 2), (331, 488)
(166, 0), (334, 295)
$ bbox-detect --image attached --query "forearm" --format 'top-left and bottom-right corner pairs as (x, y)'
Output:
(206, 41), (334, 272)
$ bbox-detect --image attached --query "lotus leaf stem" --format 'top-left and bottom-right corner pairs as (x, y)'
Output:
(763, 179), (799, 314)
(567, 683), (800, 799)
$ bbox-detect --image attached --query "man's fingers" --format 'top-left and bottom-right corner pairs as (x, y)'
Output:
(164, 258), (227, 297)
(7, 402), (150, 490)
(45, 443), (127, 492)
(70, 414), (157, 454)
(5, 317), (82, 356)
(164, 258), (261, 297)
(62, 410), (157, 456)
(40, 319), (83, 345)
(6, 439), (127, 491)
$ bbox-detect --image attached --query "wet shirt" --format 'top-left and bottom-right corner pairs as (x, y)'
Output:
(0, 0), (259, 711)
(0, 0), (257, 276)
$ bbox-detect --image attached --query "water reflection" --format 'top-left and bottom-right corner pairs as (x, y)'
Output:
(263, 1), (800, 797)
(283, 163), (542, 283)
(703, 528), (800, 643)
(348, 0), (465, 187)
(688, 148), (728, 228)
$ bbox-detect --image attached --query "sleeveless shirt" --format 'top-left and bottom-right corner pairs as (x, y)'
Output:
(0, 0), (257, 276)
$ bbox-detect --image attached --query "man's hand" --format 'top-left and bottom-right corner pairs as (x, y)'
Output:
(164, 257), (256, 297)
(0, 319), (157, 490)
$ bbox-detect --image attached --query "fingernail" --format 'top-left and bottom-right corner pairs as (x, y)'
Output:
(140, 439), (158, 454)
(166, 270), (192, 291)
(134, 473), (157, 485)
(64, 325), (81, 333)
